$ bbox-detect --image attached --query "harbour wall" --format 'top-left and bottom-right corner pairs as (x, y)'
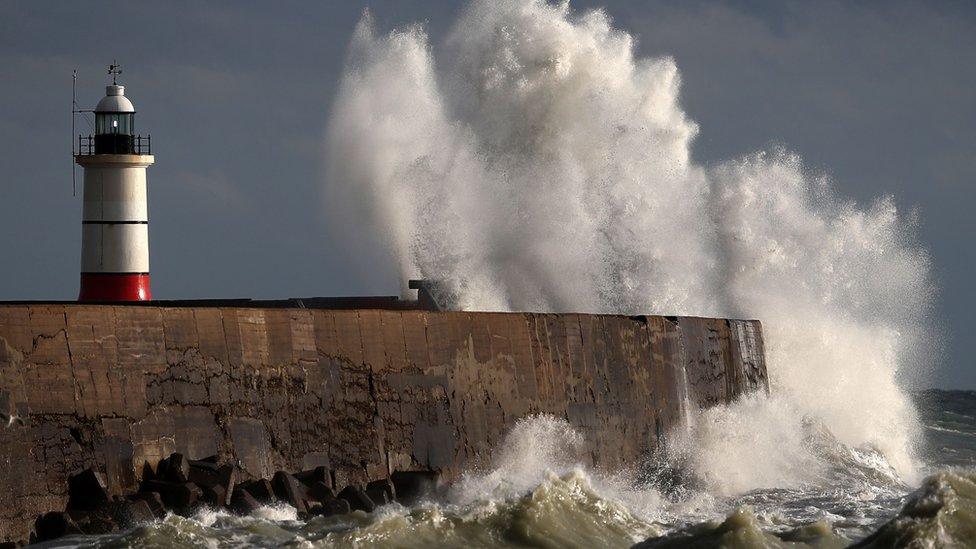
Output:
(0, 304), (768, 543)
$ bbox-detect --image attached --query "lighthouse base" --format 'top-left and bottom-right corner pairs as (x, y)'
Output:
(79, 273), (152, 302)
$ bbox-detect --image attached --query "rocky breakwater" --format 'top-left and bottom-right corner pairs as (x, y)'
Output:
(31, 453), (440, 544)
(0, 304), (768, 544)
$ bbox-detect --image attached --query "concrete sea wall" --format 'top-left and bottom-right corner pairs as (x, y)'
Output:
(0, 304), (768, 543)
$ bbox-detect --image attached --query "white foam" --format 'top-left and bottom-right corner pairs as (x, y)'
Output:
(253, 503), (299, 522)
(451, 415), (669, 526)
(452, 415), (585, 503)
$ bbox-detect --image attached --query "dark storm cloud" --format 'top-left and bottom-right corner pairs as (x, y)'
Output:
(0, 1), (972, 386)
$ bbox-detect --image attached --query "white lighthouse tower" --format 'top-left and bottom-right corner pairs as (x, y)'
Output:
(75, 65), (154, 301)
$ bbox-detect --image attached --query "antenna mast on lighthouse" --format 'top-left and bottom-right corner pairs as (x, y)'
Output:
(74, 63), (155, 302)
(108, 60), (122, 84)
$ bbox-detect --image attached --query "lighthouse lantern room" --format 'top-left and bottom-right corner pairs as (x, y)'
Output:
(75, 65), (154, 301)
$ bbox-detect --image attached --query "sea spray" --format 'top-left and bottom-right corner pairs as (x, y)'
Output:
(325, 0), (713, 313)
(324, 0), (934, 496)
(449, 416), (669, 527)
(710, 149), (932, 482)
(452, 415), (586, 503)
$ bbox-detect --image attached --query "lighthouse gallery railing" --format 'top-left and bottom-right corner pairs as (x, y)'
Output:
(77, 134), (151, 156)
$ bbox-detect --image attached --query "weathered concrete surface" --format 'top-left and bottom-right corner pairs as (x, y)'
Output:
(0, 305), (767, 543)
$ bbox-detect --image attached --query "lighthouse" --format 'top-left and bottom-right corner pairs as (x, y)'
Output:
(75, 67), (154, 301)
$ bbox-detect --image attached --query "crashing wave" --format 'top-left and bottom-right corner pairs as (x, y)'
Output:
(324, 0), (934, 494)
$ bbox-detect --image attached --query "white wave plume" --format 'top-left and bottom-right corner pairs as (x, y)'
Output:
(324, 0), (934, 491)
(452, 414), (585, 503)
(450, 415), (669, 528)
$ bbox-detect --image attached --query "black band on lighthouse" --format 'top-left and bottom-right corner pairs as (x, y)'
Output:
(82, 220), (148, 225)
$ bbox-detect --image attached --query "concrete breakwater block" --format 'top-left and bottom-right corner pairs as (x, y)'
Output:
(391, 470), (443, 504)
(33, 512), (82, 543)
(229, 489), (261, 515)
(295, 466), (330, 487)
(314, 497), (351, 517)
(307, 480), (336, 502)
(239, 479), (276, 503)
(66, 470), (110, 511)
(110, 499), (156, 530)
(366, 479), (396, 505)
(272, 471), (311, 515)
(31, 454), (443, 544)
(338, 484), (376, 513)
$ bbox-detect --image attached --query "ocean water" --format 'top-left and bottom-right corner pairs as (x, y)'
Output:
(40, 391), (976, 548)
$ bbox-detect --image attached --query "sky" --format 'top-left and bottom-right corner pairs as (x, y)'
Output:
(0, 0), (973, 387)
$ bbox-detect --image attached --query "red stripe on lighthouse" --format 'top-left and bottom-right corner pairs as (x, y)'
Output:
(79, 274), (152, 302)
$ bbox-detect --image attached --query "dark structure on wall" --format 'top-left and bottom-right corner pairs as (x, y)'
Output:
(0, 303), (767, 543)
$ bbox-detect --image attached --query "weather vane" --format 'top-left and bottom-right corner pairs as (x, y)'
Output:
(108, 60), (122, 84)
